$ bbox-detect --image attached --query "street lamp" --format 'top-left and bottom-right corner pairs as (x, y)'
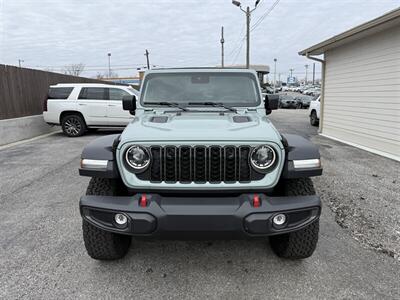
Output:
(273, 58), (277, 92)
(107, 53), (111, 78)
(231, 0), (260, 69)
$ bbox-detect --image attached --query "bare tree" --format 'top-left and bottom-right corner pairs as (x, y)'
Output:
(96, 71), (119, 79)
(95, 72), (105, 80)
(63, 63), (85, 76)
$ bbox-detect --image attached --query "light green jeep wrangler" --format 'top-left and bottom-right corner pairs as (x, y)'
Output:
(79, 68), (322, 260)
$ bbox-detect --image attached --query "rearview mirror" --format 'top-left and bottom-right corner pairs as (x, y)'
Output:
(122, 95), (137, 115)
(264, 94), (279, 115)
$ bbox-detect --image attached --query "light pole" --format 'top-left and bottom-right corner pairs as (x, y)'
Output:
(18, 59), (24, 68)
(232, 0), (261, 69)
(305, 64), (309, 85)
(107, 53), (111, 78)
(220, 26), (225, 68)
(273, 58), (277, 92)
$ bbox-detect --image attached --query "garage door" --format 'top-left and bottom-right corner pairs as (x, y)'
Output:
(322, 25), (400, 160)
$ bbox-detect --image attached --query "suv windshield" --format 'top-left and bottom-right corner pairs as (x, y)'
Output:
(141, 72), (260, 107)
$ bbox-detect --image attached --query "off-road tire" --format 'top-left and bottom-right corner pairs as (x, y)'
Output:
(82, 178), (131, 260)
(310, 110), (319, 126)
(61, 114), (86, 137)
(269, 178), (319, 259)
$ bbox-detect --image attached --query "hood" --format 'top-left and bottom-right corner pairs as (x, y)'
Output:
(119, 111), (283, 145)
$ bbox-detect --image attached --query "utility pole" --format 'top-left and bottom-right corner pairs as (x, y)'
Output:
(245, 6), (250, 69)
(220, 26), (225, 68)
(273, 58), (277, 92)
(289, 68), (294, 78)
(18, 59), (24, 68)
(107, 53), (111, 78)
(144, 49), (150, 70)
(305, 64), (309, 84)
(312, 63), (315, 85)
(232, 0), (260, 69)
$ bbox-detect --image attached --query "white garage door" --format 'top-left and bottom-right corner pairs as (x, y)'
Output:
(323, 25), (400, 160)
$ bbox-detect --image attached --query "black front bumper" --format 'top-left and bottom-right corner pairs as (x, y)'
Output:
(80, 193), (321, 238)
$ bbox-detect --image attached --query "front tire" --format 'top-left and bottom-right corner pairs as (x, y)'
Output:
(61, 114), (86, 137)
(269, 178), (320, 259)
(310, 110), (319, 126)
(82, 178), (131, 260)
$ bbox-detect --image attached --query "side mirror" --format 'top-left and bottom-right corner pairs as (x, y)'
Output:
(122, 95), (137, 115)
(264, 94), (279, 115)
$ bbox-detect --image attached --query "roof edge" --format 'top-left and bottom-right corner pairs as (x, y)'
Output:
(299, 7), (400, 56)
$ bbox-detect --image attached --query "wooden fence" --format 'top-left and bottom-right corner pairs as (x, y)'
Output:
(0, 64), (107, 120)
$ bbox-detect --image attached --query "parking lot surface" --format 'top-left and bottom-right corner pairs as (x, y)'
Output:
(1, 110), (399, 299)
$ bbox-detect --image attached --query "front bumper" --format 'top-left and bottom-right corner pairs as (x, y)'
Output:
(80, 193), (321, 237)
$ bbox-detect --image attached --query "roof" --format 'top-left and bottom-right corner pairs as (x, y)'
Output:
(147, 67), (258, 74)
(152, 65), (269, 73)
(51, 83), (127, 88)
(299, 7), (400, 56)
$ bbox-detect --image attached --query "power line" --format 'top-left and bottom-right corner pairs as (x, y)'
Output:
(250, 0), (280, 32)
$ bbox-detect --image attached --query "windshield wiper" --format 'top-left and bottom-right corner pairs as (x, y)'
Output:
(187, 102), (237, 113)
(146, 101), (189, 111)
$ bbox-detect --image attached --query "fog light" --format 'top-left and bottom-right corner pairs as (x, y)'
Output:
(115, 213), (128, 226)
(273, 214), (286, 226)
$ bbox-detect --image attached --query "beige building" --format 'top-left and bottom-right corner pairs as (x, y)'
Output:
(300, 8), (400, 161)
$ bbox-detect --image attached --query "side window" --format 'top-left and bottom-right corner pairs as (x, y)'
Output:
(78, 88), (106, 100)
(108, 88), (130, 101)
(48, 87), (73, 99)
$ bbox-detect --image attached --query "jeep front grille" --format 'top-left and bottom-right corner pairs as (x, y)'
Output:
(136, 146), (264, 183)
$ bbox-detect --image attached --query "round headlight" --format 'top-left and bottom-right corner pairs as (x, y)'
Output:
(250, 145), (276, 171)
(125, 145), (151, 170)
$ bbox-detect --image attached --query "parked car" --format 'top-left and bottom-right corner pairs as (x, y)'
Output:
(295, 95), (313, 109)
(43, 83), (139, 137)
(78, 68), (323, 261)
(279, 94), (297, 108)
(309, 95), (321, 126)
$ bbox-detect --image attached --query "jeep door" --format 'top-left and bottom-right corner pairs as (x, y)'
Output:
(77, 87), (108, 125)
(106, 88), (135, 126)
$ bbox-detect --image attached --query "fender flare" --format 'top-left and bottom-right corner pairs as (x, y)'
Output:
(79, 134), (121, 178)
(281, 134), (323, 178)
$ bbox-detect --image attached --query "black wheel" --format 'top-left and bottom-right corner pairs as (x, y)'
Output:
(61, 114), (86, 137)
(82, 178), (131, 260)
(310, 110), (319, 126)
(296, 103), (302, 109)
(269, 178), (320, 259)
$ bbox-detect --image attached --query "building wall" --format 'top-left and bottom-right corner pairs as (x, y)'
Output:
(323, 25), (400, 160)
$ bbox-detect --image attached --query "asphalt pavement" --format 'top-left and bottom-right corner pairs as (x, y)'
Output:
(1, 110), (399, 299)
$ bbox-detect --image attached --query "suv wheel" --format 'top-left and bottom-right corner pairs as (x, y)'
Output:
(82, 178), (131, 260)
(61, 114), (86, 137)
(269, 178), (320, 259)
(310, 111), (319, 126)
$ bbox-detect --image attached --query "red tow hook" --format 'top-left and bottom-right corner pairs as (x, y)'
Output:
(139, 194), (148, 207)
(252, 194), (261, 208)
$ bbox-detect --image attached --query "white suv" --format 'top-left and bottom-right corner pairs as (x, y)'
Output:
(43, 83), (138, 137)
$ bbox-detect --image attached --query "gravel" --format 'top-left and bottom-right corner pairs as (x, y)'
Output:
(270, 109), (400, 260)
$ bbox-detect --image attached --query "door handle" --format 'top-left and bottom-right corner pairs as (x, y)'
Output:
(78, 103), (87, 106)
(108, 104), (118, 107)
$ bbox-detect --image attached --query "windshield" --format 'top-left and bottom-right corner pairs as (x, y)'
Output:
(141, 72), (261, 107)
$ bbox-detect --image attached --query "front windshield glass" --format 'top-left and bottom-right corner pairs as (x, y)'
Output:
(141, 72), (260, 107)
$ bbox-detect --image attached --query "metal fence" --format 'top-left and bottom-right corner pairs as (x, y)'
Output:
(0, 64), (107, 120)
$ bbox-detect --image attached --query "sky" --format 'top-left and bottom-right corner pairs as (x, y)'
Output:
(0, 0), (399, 81)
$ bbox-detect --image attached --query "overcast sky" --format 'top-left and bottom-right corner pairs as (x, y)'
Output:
(0, 0), (399, 80)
